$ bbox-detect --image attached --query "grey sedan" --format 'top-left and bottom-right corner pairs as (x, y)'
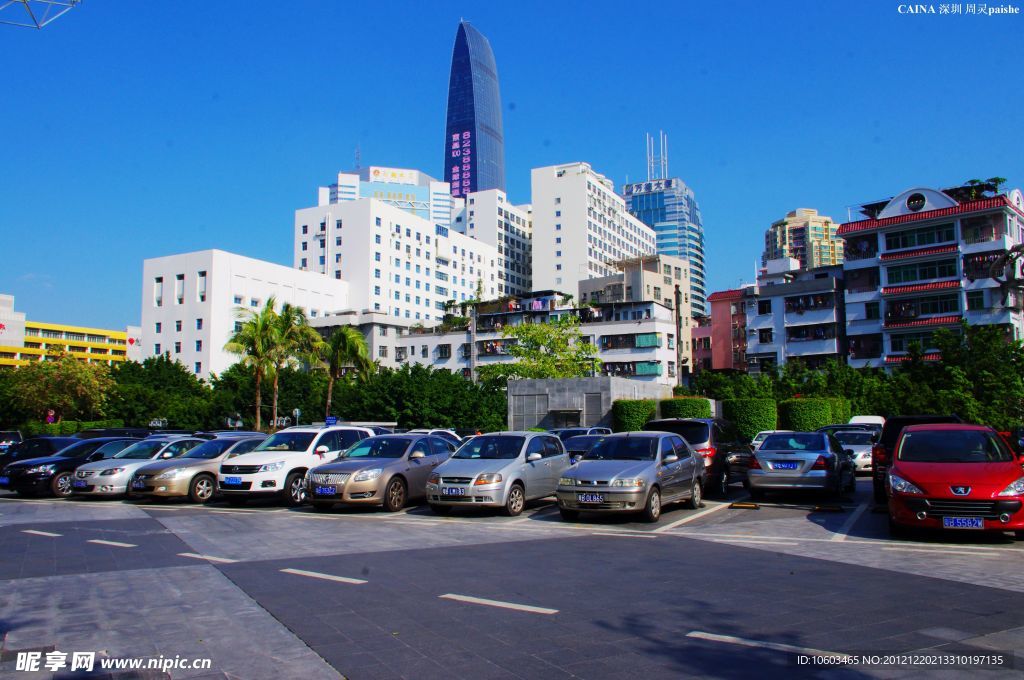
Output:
(556, 432), (706, 522)
(746, 432), (856, 499)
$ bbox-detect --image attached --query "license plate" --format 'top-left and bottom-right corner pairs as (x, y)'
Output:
(314, 486), (336, 496)
(0, 476), (8, 486)
(942, 516), (984, 530)
(132, 480), (146, 490)
(224, 476), (242, 485)
(73, 479), (87, 488)
(441, 487), (465, 496)
(772, 461), (799, 470)
(577, 493), (605, 503)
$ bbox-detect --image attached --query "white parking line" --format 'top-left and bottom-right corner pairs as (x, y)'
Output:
(439, 593), (558, 615)
(177, 552), (238, 564)
(590, 531), (657, 539)
(686, 631), (850, 658)
(280, 568), (367, 584)
(508, 506), (560, 524)
(21, 529), (61, 537)
(653, 499), (740, 533)
(830, 502), (869, 542)
(882, 546), (1001, 557)
(710, 538), (799, 546)
(87, 539), (137, 548)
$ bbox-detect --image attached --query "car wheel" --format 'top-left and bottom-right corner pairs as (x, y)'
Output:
(873, 479), (886, 504)
(383, 477), (406, 512)
(502, 484), (525, 517)
(51, 472), (73, 498)
(225, 496), (247, 506)
(285, 472), (305, 507)
(685, 480), (703, 509)
(428, 503), (452, 515)
(715, 469), (730, 498)
(312, 502), (334, 512)
(188, 475), (215, 504)
(559, 508), (579, 521)
(641, 488), (662, 523)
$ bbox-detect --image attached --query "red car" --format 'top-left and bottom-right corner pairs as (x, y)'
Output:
(887, 424), (1024, 536)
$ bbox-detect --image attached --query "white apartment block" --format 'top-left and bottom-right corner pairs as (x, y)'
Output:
(140, 250), (350, 380)
(293, 198), (499, 322)
(530, 163), (658, 292)
(319, 166), (456, 229)
(452, 189), (533, 296)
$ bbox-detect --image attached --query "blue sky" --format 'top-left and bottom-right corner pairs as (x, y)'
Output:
(1, 1), (1021, 329)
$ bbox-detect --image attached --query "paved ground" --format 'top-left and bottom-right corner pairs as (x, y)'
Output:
(2, 479), (1024, 679)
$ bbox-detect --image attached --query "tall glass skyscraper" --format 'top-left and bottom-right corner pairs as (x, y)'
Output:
(443, 21), (505, 198)
(624, 178), (708, 316)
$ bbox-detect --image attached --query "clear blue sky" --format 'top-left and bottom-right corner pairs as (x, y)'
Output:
(2, 1), (1021, 329)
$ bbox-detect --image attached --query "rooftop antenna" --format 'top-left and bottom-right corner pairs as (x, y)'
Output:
(645, 131), (669, 181)
(354, 144), (362, 172)
(1, 0), (81, 29)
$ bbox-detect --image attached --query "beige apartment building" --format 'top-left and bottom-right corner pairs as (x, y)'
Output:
(763, 208), (843, 270)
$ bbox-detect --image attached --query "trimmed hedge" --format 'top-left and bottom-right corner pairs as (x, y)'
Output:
(826, 397), (852, 425)
(612, 399), (657, 432)
(22, 419), (126, 437)
(778, 399), (833, 431)
(660, 397), (712, 420)
(721, 399), (777, 442)
(672, 386), (689, 397)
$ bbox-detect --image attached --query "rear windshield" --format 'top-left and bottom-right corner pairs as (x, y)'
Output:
(761, 433), (825, 451)
(557, 429), (589, 439)
(253, 433), (316, 453)
(585, 438), (657, 461)
(183, 439), (236, 459)
(453, 436), (524, 460)
(563, 435), (604, 452)
(644, 421), (710, 444)
(834, 431), (874, 445)
(882, 417), (959, 446)
(898, 430), (1013, 463)
(114, 441), (166, 459)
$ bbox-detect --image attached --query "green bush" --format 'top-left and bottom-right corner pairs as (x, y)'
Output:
(612, 399), (657, 432)
(778, 399), (833, 431)
(672, 385), (689, 397)
(826, 398), (851, 424)
(721, 399), (777, 441)
(660, 397), (712, 419)
(527, 427), (547, 432)
(58, 420), (79, 435)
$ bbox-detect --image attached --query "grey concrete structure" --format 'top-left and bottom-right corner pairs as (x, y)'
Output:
(507, 377), (671, 430)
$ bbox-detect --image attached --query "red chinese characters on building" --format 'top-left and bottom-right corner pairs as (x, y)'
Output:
(449, 131), (472, 197)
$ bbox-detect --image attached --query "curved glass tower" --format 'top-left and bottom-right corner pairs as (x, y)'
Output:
(443, 21), (505, 198)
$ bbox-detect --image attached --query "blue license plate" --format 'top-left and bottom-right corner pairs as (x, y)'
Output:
(131, 480), (146, 490)
(224, 476), (242, 485)
(0, 476), (8, 486)
(578, 493), (605, 503)
(73, 479), (87, 488)
(441, 487), (465, 496)
(315, 486), (336, 496)
(942, 516), (984, 530)
(772, 461), (799, 470)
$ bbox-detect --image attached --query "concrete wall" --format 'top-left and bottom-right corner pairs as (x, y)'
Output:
(508, 377), (672, 430)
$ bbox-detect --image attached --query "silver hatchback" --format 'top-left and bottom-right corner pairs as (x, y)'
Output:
(426, 432), (570, 516)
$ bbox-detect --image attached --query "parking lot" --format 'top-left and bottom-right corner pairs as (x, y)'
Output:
(3, 479), (1024, 679)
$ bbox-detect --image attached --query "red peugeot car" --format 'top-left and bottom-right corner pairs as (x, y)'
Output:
(887, 424), (1024, 536)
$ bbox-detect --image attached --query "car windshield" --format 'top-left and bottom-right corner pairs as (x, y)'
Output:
(114, 441), (167, 459)
(90, 440), (134, 457)
(761, 434), (824, 451)
(644, 421), (710, 444)
(53, 441), (97, 458)
(563, 435), (604, 453)
(183, 439), (236, 459)
(557, 429), (589, 439)
(453, 436), (524, 460)
(253, 432), (316, 452)
(341, 438), (410, 459)
(834, 431), (873, 445)
(585, 437), (657, 461)
(898, 430), (1014, 463)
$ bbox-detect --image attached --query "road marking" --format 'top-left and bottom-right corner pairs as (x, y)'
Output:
(686, 631), (850, 658)
(882, 546), (1001, 557)
(590, 531), (657, 539)
(508, 506), (560, 524)
(831, 502), (869, 541)
(654, 499), (743, 533)
(21, 529), (61, 537)
(87, 539), (136, 548)
(710, 538), (799, 546)
(439, 593), (558, 615)
(177, 552), (238, 563)
(280, 568), (367, 584)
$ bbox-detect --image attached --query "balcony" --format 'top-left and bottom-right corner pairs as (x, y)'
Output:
(962, 233), (1013, 255)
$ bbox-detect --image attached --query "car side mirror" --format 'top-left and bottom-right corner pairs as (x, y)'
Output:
(527, 452), (542, 462)
(662, 453), (679, 464)
(314, 445), (330, 457)
(409, 451), (425, 459)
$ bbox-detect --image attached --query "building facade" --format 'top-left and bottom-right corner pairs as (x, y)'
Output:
(452, 189), (533, 296)
(762, 208), (843, 270)
(623, 177), (708, 315)
(692, 316), (712, 371)
(839, 185), (1024, 369)
(707, 288), (751, 371)
(531, 162), (657, 293)
(318, 166), (456, 230)
(442, 20), (505, 197)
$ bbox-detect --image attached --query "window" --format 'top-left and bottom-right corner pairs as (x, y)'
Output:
(154, 277), (163, 307)
(887, 259), (957, 284)
(379, 327), (388, 336)
(174, 342), (181, 354)
(301, 225), (308, 234)
(967, 290), (985, 311)
(885, 223), (955, 250)
(759, 329), (773, 343)
(438, 344), (451, 359)
(375, 217), (381, 227)
(374, 269), (381, 279)
(336, 236), (342, 246)
(758, 299), (772, 315)
(865, 302), (880, 320)
(194, 362), (202, 374)
(234, 321), (242, 332)
(195, 319), (203, 330)
(196, 271), (207, 302)
(155, 322), (162, 333)
(374, 286), (381, 295)
(301, 257), (307, 268)
(378, 346), (388, 358)
(555, 210), (561, 217)
(301, 242), (308, 251)
(195, 340), (202, 351)
(154, 343), (161, 354)
(233, 295), (243, 305)
(375, 252), (381, 261)
(175, 320), (182, 332)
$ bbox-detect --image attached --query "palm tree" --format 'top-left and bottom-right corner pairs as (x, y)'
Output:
(269, 302), (320, 429)
(224, 296), (279, 431)
(315, 326), (370, 418)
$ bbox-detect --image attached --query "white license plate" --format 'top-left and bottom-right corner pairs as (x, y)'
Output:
(578, 493), (605, 503)
(441, 487), (465, 496)
(942, 516), (984, 530)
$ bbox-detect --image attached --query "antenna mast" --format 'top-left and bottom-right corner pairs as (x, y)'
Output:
(646, 131), (669, 181)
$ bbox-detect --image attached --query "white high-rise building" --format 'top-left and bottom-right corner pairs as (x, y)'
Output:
(531, 162), (657, 292)
(319, 166), (456, 229)
(452, 189), (533, 296)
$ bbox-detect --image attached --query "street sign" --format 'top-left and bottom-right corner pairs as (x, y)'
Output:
(325, 416), (338, 426)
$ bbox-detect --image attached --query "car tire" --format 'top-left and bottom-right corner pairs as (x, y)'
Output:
(188, 475), (216, 504)
(51, 472), (73, 498)
(559, 508), (579, 522)
(284, 472), (305, 507)
(225, 496), (247, 506)
(502, 483), (525, 517)
(641, 488), (661, 523)
(685, 480), (703, 509)
(312, 502), (334, 512)
(428, 503), (452, 515)
(873, 479), (886, 504)
(383, 477), (406, 513)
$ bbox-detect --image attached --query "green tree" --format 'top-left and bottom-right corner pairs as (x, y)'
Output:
(477, 314), (600, 385)
(314, 326), (371, 418)
(268, 302), (320, 429)
(11, 355), (114, 422)
(224, 296), (279, 430)
(109, 354), (213, 430)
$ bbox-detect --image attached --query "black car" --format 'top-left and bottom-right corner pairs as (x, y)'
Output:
(0, 436), (79, 471)
(817, 424), (879, 440)
(1, 437), (139, 497)
(643, 418), (753, 497)
(562, 434), (607, 464)
(871, 414), (963, 503)
(0, 431), (23, 453)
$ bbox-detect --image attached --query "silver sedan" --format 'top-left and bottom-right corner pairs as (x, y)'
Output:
(746, 432), (855, 499)
(832, 430), (874, 473)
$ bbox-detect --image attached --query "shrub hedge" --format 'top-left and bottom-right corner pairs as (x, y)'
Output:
(778, 399), (833, 431)
(660, 397), (712, 420)
(826, 397), (852, 425)
(721, 399), (777, 442)
(612, 399), (657, 432)
(21, 419), (126, 437)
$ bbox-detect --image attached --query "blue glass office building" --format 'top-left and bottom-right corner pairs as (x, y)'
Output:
(443, 21), (505, 198)
(624, 178), (708, 316)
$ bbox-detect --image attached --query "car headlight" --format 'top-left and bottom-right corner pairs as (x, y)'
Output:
(998, 477), (1024, 497)
(474, 473), (503, 485)
(611, 478), (645, 488)
(427, 472), (440, 484)
(558, 476), (576, 486)
(155, 469), (183, 480)
(353, 468), (383, 482)
(100, 467), (126, 476)
(888, 473), (923, 495)
(258, 461), (285, 473)
(25, 464), (56, 474)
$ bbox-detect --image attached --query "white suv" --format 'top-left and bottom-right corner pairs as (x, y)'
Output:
(217, 426), (372, 505)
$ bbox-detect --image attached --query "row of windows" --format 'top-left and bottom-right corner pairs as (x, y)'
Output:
(153, 271), (207, 306)
(154, 319), (203, 333)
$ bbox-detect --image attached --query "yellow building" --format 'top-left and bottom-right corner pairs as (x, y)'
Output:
(0, 295), (140, 368)
(762, 208), (844, 270)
